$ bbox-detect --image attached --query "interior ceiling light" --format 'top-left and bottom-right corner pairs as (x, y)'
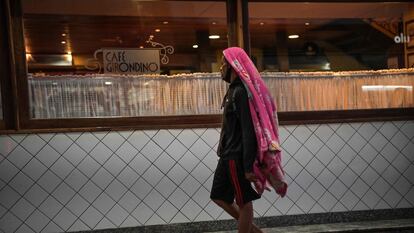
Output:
(61, 41), (66, 44)
(163, 21), (168, 24)
(193, 44), (198, 48)
(288, 35), (299, 39)
(209, 35), (220, 39)
(62, 33), (66, 36)
(212, 22), (217, 25)
(155, 29), (161, 32)
(260, 22), (264, 26)
(139, 46), (144, 48)
(305, 22), (310, 26)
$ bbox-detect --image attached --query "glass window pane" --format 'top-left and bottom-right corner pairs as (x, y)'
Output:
(23, 0), (227, 118)
(249, 2), (414, 111)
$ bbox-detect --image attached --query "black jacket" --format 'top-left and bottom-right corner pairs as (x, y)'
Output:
(217, 78), (257, 172)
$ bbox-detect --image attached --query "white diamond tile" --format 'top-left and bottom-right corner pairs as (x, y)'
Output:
(91, 167), (114, 189)
(115, 141), (138, 164)
(296, 192), (315, 213)
(95, 217), (116, 230)
(406, 187), (414, 205)
(0, 186), (20, 209)
(401, 121), (414, 139)
(35, 144), (61, 168)
(181, 199), (202, 221)
(309, 203), (325, 214)
(278, 127), (289, 144)
(49, 134), (73, 154)
(179, 151), (200, 173)
(7, 146), (32, 169)
(169, 188), (190, 209)
(394, 176), (411, 196)
(24, 184), (48, 207)
(361, 189), (381, 208)
(75, 133), (99, 153)
(155, 177), (177, 199)
(287, 181), (305, 202)
(79, 181), (102, 203)
(21, 135), (46, 155)
(119, 131), (133, 140)
(128, 131), (151, 151)
(105, 179), (127, 202)
(142, 165), (164, 187)
(143, 130), (158, 138)
(165, 140), (188, 160)
(204, 201), (223, 219)
(353, 201), (369, 211)
(22, 158), (47, 181)
(360, 166), (378, 186)
(305, 157), (325, 178)
(25, 210), (50, 232)
(154, 152), (176, 174)
(191, 162), (211, 184)
(379, 122), (399, 140)
(295, 169), (314, 190)
(375, 199), (391, 209)
(103, 155), (127, 177)
(120, 215), (139, 228)
(65, 132), (83, 141)
(102, 132), (125, 152)
(146, 213), (166, 225)
(140, 141), (163, 162)
(0, 159), (19, 183)
(157, 201), (178, 223)
(106, 204), (129, 227)
(401, 142), (414, 160)
(317, 168), (336, 189)
(372, 177), (391, 197)
(39, 196), (63, 219)
(292, 126), (312, 144)
(50, 157), (74, 179)
(350, 178), (369, 198)
(357, 123), (377, 141)
(284, 158), (302, 178)
(306, 124), (319, 132)
(143, 189), (165, 211)
(326, 134), (345, 154)
(369, 132), (388, 152)
(9, 172), (34, 195)
(15, 224), (35, 233)
(180, 175), (201, 197)
(168, 129), (183, 137)
(202, 151), (218, 171)
(118, 191), (140, 214)
(9, 134), (27, 144)
(383, 188), (402, 208)
(338, 144), (357, 164)
(347, 132), (367, 153)
(371, 155), (389, 175)
(193, 128), (207, 137)
(306, 181), (326, 200)
(326, 157), (346, 177)
(391, 154), (411, 176)
(68, 219), (91, 232)
(66, 194), (89, 216)
(38, 170), (61, 193)
(177, 130), (198, 148)
(380, 143), (400, 163)
(117, 166), (139, 187)
(282, 135), (301, 155)
(62, 144), (87, 166)
(314, 125), (334, 143)
(382, 165), (400, 185)
(132, 202), (153, 224)
(315, 146), (335, 166)
(294, 146), (313, 166)
(319, 192), (337, 211)
(403, 164), (414, 184)
(129, 153), (151, 176)
(371, 122), (384, 130)
(52, 182), (76, 205)
(254, 197), (272, 216)
(77, 155), (100, 178)
(349, 155), (368, 175)
(201, 129), (220, 148)
(89, 142), (112, 165)
(336, 124), (356, 142)
(0, 136), (18, 156)
(192, 186), (210, 209)
(65, 169), (88, 192)
(131, 178), (152, 199)
(0, 212), (22, 233)
(189, 139), (211, 160)
(359, 143), (378, 163)
(287, 204), (304, 215)
(284, 125), (296, 133)
(10, 198), (36, 221)
(339, 167), (358, 188)
(152, 130), (175, 149)
(93, 192), (116, 215)
(329, 179), (347, 199)
(80, 206), (103, 229)
(397, 198), (412, 208)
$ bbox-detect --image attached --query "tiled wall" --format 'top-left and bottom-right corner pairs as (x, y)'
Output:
(0, 121), (413, 233)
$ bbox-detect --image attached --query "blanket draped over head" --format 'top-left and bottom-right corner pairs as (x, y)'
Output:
(223, 47), (288, 197)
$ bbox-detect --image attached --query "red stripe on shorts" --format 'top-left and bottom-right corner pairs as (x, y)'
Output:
(229, 160), (244, 206)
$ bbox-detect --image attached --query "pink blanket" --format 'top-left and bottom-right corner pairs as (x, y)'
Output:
(223, 47), (287, 197)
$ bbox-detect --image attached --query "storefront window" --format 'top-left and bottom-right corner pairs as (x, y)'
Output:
(249, 2), (414, 111)
(23, 0), (227, 118)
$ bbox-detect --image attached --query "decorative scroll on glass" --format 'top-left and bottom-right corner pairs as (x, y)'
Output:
(28, 70), (414, 119)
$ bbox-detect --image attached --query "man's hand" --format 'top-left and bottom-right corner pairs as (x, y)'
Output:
(245, 172), (257, 182)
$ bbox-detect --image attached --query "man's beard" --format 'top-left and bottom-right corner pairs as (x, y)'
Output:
(222, 67), (232, 83)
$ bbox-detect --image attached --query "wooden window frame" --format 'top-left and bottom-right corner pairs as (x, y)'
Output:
(0, 0), (413, 134)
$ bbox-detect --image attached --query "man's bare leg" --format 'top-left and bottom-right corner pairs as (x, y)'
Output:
(238, 201), (253, 233)
(212, 199), (263, 233)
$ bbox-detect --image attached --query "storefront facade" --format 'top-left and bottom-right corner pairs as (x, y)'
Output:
(0, 0), (413, 232)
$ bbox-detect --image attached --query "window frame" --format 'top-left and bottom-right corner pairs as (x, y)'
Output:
(1, 0), (413, 134)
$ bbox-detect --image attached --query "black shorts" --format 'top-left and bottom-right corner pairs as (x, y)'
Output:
(210, 158), (261, 206)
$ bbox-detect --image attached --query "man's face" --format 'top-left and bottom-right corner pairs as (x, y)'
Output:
(220, 56), (231, 83)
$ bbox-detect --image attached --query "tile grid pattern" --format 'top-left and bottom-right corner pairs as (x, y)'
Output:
(0, 121), (413, 233)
